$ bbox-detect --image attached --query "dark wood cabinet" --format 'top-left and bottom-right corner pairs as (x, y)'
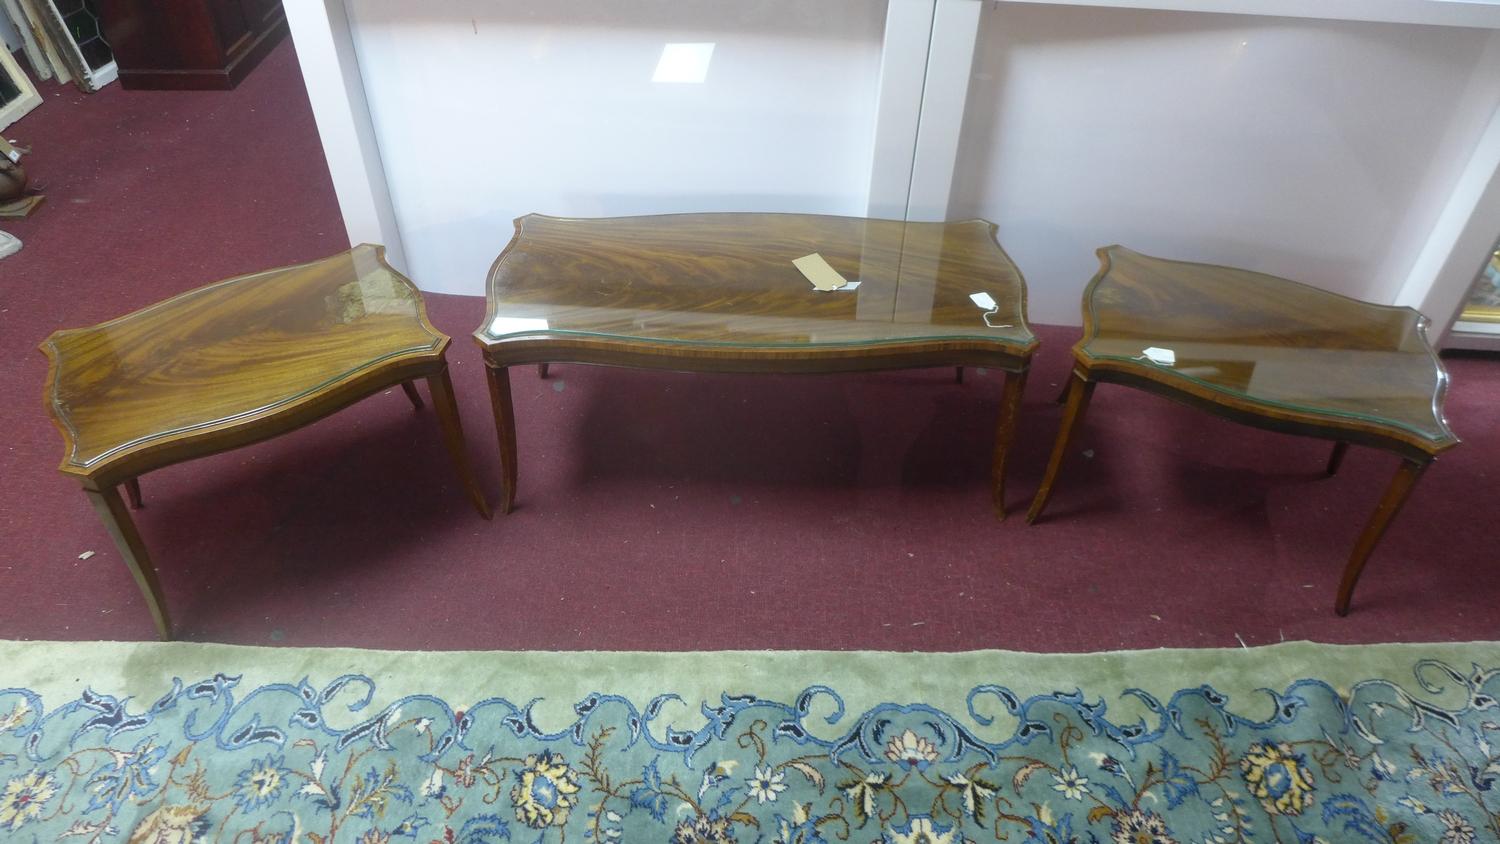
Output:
(98, 0), (287, 90)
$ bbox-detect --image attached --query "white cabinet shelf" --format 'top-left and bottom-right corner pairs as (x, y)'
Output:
(997, 0), (1500, 29)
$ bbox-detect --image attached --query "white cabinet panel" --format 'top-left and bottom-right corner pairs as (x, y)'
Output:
(949, 4), (1500, 325)
(347, 0), (888, 295)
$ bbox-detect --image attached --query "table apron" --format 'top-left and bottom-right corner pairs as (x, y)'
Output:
(479, 339), (1033, 376)
(69, 353), (450, 488)
(1079, 363), (1443, 462)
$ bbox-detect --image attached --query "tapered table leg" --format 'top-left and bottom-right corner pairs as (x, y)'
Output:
(990, 368), (1029, 519)
(537, 363), (550, 379)
(1334, 457), (1429, 616)
(124, 477), (143, 509)
(426, 366), (491, 520)
(1326, 441), (1349, 477)
(1027, 372), (1096, 524)
(485, 364), (519, 515)
(83, 484), (172, 641)
(1055, 381), (1070, 404)
(401, 381), (425, 410)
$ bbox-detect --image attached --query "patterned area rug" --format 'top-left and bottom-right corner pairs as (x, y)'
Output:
(0, 640), (1496, 844)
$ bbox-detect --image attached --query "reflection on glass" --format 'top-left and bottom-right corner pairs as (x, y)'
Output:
(1081, 246), (1453, 442)
(478, 213), (1035, 349)
(652, 43), (715, 83)
(488, 316), (551, 335)
(47, 246), (440, 467)
(0, 65), (19, 105)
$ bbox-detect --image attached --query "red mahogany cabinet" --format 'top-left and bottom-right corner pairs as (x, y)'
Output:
(98, 0), (287, 90)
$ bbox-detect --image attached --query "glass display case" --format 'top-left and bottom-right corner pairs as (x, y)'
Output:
(1446, 242), (1500, 349)
(1462, 247), (1500, 321)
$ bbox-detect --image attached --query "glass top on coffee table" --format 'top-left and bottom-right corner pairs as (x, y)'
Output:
(472, 212), (1039, 520)
(477, 213), (1035, 352)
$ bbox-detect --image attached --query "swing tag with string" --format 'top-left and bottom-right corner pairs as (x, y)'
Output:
(968, 292), (1011, 329)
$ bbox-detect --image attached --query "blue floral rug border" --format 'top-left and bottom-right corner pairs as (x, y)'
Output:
(1, 657), (1497, 842)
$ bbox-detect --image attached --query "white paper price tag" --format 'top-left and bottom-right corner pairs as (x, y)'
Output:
(1142, 346), (1176, 366)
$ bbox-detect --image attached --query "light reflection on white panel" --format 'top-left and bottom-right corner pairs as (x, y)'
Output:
(652, 43), (715, 83)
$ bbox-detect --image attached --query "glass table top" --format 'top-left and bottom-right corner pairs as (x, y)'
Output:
(1080, 246), (1456, 445)
(477, 213), (1035, 350)
(44, 245), (443, 470)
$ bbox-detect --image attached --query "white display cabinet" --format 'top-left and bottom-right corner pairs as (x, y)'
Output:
(287, 0), (1500, 343)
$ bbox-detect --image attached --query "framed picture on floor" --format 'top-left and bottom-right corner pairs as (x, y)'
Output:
(0, 43), (42, 130)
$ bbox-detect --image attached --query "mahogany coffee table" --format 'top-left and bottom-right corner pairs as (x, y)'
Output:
(1026, 246), (1459, 615)
(41, 245), (490, 640)
(474, 212), (1037, 516)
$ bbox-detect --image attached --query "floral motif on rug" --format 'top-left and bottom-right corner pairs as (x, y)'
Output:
(1, 658), (1497, 843)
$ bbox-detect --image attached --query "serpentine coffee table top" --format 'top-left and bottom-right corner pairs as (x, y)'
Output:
(42, 245), (445, 476)
(476, 213), (1035, 352)
(1077, 246), (1457, 452)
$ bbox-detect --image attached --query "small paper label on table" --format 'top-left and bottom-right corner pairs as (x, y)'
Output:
(1142, 346), (1176, 366)
(794, 253), (850, 291)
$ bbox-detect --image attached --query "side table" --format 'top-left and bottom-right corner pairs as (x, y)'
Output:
(41, 245), (490, 639)
(1027, 246), (1459, 615)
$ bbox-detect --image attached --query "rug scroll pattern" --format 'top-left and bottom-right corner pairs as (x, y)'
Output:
(1, 659), (1497, 843)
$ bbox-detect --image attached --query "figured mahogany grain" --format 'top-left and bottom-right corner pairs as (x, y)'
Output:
(44, 245), (444, 475)
(1079, 246), (1456, 451)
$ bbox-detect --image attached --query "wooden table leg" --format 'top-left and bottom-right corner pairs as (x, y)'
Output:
(537, 363), (550, 379)
(485, 364), (519, 515)
(124, 477), (144, 509)
(990, 368), (1029, 519)
(1326, 441), (1349, 477)
(1334, 457), (1430, 616)
(1027, 371), (1096, 525)
(401, 381), (425, 410)
(426, 366), (491, 520)
(83, 484), (172, 641)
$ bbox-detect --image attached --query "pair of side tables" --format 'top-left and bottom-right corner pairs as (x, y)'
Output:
(42, 214), (1458, 640)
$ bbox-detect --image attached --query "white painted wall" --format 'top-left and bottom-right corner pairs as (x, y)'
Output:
(949, 4), (1500, 325)
(344, 0), (888, 295)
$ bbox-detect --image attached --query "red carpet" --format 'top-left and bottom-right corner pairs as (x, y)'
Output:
(1, 41), (1497, 650)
